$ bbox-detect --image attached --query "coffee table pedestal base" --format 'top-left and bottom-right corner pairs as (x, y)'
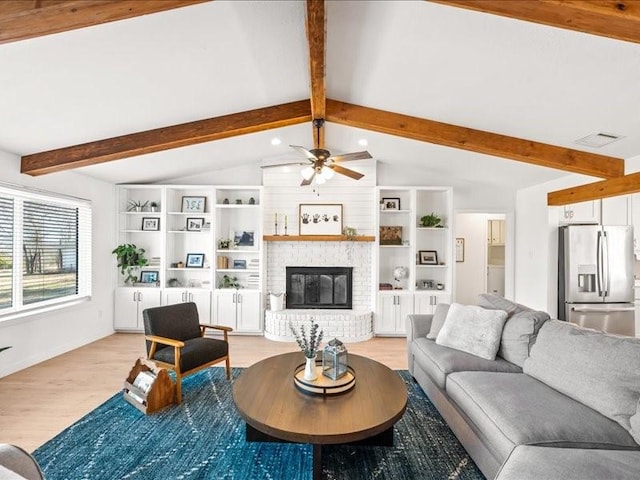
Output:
(245, 423), (394, 480)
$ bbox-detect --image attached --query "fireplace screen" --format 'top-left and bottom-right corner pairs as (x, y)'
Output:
(286, 266), (353, 309)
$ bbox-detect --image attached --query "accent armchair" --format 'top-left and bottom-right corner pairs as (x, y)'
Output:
(142, 302), (232, 403)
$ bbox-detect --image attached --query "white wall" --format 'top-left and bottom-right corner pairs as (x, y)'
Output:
(454, 214), (489, 305)
(0, 150), (116, 378)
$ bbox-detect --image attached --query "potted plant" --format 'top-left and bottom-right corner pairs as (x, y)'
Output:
(127, 200), (149, 212)
(220, 274), (240, 288)
(218, 238), (234, 249)
(289, 318), (324, 380)
(112, 243), (148, 285)
(420, 213), (442, 228)
(149, 201), (159, 212)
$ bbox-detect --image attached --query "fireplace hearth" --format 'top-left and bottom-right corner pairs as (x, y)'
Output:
(286, 266), (353, 309)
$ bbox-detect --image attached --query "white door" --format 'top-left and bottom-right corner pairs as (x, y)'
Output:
(137, 289), (161, 327)
(114, 288), (140, 330)
(376, 294), (398, 334)
(236, 290), (261, 332)
(215, 290), (238, 329)
(396, 294), (413, 333)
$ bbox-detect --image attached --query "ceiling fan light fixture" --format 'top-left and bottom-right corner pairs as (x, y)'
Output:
(301, 166), (315, 180)
(315, 175), (327, 185)
(320, 165), (334, 179)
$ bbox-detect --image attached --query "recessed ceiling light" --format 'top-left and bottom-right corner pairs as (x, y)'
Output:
(575, 132), (623, 148)
(270, 137), (282, 146)
(358, 138), (368, 147)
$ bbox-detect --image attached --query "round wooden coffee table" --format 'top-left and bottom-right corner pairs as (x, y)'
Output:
(232, 352), (407, 480)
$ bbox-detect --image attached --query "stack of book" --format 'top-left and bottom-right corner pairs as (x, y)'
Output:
(148, 257), (161, 267)
(247, 273), (260, 289)
(248, 258), (260, 271)
(379, 283), (393, 291)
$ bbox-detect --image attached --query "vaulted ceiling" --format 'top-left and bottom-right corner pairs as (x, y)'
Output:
(1, 0), (640, 203)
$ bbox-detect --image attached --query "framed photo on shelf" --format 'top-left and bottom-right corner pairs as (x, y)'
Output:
(456, 238), (465, 262)
(418, 250), (438, 265)
(141, 217), (160, 231)
(181, 196), (206, 213)
(381, 197), (401, 211)
(299, 204), (343, 235)
(186, 253), (205, 268)
(379, 226), (402, 245)
(139, 271), (159, 284)
(186, 217), (205, 231)
(234, 230), (255, 247)
(233, 259), (247, 269)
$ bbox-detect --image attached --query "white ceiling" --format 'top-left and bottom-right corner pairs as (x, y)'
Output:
(0, 0), (639, 188)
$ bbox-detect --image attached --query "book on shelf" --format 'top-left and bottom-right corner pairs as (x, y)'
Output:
(379, 283), (393, 290)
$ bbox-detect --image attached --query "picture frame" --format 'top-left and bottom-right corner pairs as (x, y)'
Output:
(418, 250), (438, 265)
(186, 253), (205, 268)
(382, 197), (401, 211)
(186, 217), (205, 231)
(233, 259), (246, 269)
(456, 238), (465, 262)
(139, 271), (159, 284)
(181, 196), (206, 213)
(299, 204), (343, 236)
(234, 230), (255, 247)
(379, 226), (403, 245)
(141, 217), (160, 231)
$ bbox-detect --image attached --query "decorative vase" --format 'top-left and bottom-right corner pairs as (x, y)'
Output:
(303, 355), (317, 381)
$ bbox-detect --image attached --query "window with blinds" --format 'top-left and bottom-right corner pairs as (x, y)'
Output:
(0, 185), (91, 316)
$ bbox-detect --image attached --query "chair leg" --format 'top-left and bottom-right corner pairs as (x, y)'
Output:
(225, 356), (231, 380)
(175, 371), (182, 404)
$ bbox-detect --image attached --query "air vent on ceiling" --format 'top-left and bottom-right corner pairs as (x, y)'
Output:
(575, 132), (624, 148)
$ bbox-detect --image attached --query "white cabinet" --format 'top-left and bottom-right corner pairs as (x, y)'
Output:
(114, 288), (161, 331)
(601, 196), (630, 226)
(164, 289), (212, 324)
(632, 194), (640, 253)
(414, 292), (451, 315)
(376, 292), (413, 335)
(561, 201), (599, 224)
(215, 289), (261, 333)
(487, 219), (505, 245)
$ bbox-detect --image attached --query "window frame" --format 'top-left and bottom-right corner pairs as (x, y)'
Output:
(0, 184), (92, 320)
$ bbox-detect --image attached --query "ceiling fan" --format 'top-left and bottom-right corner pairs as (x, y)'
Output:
(261, 119), (372, 186)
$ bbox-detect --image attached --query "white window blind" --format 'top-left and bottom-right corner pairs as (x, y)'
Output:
(0, 184), (92, 316)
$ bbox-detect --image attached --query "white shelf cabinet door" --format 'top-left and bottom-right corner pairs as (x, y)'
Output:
(215, 290), (238, 330)
(236, 290), (261, 332)
(414, 292), (451, 315)
(376, 293), (412, 335)
(561, 201), (600, 224)
(165, 289), (212, 324)
(114, 288), (161, 331)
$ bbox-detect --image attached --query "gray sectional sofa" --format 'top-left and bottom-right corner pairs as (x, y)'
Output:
(407, 295), (640, 479)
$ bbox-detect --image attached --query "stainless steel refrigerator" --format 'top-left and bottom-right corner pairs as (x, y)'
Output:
(558, 224), (635, 336)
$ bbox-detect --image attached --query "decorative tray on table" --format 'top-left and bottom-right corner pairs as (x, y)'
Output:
(293, 362), (356, 396)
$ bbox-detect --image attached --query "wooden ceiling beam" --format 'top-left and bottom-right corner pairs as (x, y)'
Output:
(326, 99), (625, 179)
(0, 0), (209, 45)
(432, 0), (640, 44)
(547, 172), (640, 205)
(21, 100), (312, 176)
(306, 0), (326, 149)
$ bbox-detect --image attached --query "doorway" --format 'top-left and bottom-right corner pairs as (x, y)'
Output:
(454, 213), (507, 305)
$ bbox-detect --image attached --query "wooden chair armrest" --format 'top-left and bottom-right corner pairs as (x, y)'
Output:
(201, 324), (234, 333)
(145, 335), (185, 348)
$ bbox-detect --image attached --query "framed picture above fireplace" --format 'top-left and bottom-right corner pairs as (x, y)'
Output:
(299, 204), (343, 236)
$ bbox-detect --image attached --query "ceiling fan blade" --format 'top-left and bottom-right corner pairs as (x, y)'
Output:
(331, 164), (364, 180)
(290, 145), (318, 160)
(260, 161), (307, 169)
(300, 171), (316, 186)
(327, 151), (372, 163)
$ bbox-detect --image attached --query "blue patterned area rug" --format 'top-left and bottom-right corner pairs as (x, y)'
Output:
(33, 368), (485, 480)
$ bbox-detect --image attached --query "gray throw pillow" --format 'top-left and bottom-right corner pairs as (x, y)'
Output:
(477, 293), (530, 318)
(435, 303), (508, 360)
(426, 303), (450, 339)
(498, 310), (550, 367)
(524, 320), (640, 437)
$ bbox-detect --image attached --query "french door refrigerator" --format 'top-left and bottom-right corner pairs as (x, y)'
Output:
(558, 224), (635, 336)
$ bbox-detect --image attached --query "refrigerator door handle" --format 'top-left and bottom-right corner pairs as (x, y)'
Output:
(571, 306), (635, 313)
(596, 230), (604, 297)
(602, 230), (610, 297)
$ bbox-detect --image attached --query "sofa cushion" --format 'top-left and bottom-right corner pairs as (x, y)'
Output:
(412, 337), (521, 389)
(426, 303), (450, 339)
(632, 400), (640, 445)
(524, 319), (640, 438)
(436, 303), (508, 360)
(446, 371), (639, 461)
(497, 310), (549, 367)
(496, 445), (640, 480)
(153, 337), (228, 372)
(477, 293), (531, 318)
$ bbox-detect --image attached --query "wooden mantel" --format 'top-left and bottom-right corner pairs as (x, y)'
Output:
(263, 235), (375, 242)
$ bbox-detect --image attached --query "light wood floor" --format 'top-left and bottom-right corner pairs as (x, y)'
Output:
(0, 333), (407, 453)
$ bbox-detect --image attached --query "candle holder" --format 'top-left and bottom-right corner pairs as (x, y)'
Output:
(274, 213), (279, 236)
(284, 224), (288, 236)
